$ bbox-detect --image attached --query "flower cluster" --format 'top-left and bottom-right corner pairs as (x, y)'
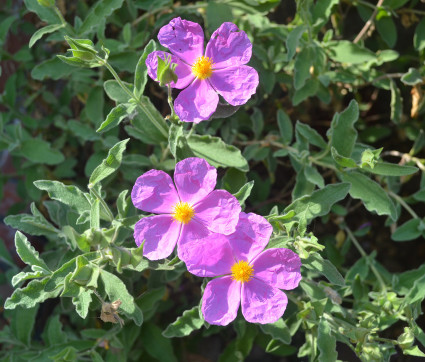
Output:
(146, 17), (259, 123)
(132, 157), (301, 325)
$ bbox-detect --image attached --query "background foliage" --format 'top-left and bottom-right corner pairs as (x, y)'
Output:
(1, 0), (425, 360)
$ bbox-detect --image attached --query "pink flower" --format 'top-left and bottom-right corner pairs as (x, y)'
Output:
(146, 17), (259, 123)
(131, 157), (241, 261)
(182, 212), (301, 325)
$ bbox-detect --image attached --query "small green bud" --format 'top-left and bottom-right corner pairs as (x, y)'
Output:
(37, 0), (55, 7)
(361, 147), (383, 169)
(398, 327), (415, 349)
(157, 54), (178, 86)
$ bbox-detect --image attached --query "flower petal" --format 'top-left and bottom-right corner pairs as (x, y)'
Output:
(131, 169), (180, 214)
(174, 79), (219, 123)
(158, 17), (204, 65)
(194, 189), (241, 235)
(227, 212), (273, 262)
(134, 215), (181, 260)
(205, 22), (252, 69)
(179, 220), (234, 277)
(241, 278), (288, 324)
(202, 276), (241, 326)
(145, 51), (194, 89)
(174, 157), (217, 205)
(210, 66), (259, 106)
(251, 248), (302, 290)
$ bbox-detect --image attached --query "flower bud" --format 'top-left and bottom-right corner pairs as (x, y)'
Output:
(157, 55), (178, 86)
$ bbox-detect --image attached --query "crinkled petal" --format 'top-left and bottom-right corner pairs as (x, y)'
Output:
(174, 79), (219, 123)
(251, 248), (302, 290)
(210, 66), (259, 106)
(205, 22), (252, 68)
(194, 189), (241, 235)
(174, 157), (217, 205)
(227, 212), (273, 262)
(145, 51), (194, 89)
(179, 220), (234, 277)
(134, 215), (181, 260)
(158, 17), (204, 65)
(202, 276), (241, 326)
(131, 169), (180, 214)
(241, 278), (288, 324)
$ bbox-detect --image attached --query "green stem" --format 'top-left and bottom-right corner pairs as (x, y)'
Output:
(388, 190), (419, 219)
(90, 187), (114, 222)
(53, 6), (74, 35)
(344, 226), (387, 294)
(167, 84), (179, 124)
(101, 59), (169, 138)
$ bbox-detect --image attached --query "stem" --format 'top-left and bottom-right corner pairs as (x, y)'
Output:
(388, 190), (419, 219)
(90, 187), (114, 222)
(53, 6), (74, 35)
(167, 84), (178, 123)
(344, 226), (387, 293)
(187, 124), (196, 138)
(101, 59), (169, 138)
(353, 0), (385, 44)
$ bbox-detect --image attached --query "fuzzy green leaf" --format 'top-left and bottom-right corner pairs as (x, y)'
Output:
(162, 306), (204, 338)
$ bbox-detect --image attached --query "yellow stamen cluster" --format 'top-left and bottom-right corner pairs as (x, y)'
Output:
(172, 202), (195, 224)
(191, 56), (214, 79)
(231, 260), (254, 283)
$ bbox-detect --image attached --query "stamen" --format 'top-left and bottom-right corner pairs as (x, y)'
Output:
(191, 56), (214, 80)
(172, 202), (195, 224)
(231, 260), (254, 283)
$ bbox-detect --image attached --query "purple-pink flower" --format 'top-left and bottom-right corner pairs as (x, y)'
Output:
(146, 17), (259, 123)
(131, 157), (241, 261)
(182, 212), (301, 325)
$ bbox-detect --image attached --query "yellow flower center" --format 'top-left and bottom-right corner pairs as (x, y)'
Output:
(172, 202), (195, 224)
(191, 56), (214, 79)
(231, 260), (254, 283)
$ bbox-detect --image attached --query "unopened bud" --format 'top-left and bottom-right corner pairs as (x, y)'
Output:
(157, 54), (178, 86)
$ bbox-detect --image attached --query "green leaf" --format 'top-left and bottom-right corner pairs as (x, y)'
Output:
(296, 121), (328, 149)
(97, 103), (130, 133)
(331, 147), (358, 168)
(104, 79), (133, 103)
(362, 162), (418, 176)
(414, 17), (425, 51)
(31, 57), (76, 80)
(21, 138), (65, 165)
(327, 40), (376, 64)
(34, 180), (91, 213)
(73, 289), (93, 319)
(11, 306), (39, 346)
(401, 68), (423, 86)
(403, 274), (425, 306)
(233, 181), (254, 207)
(187, 134), (249, 171)
(29, 24), (64, 48)
(403, 346), (425, 358)
(100, 269), (143, 326)
(259, 318), (291, 344)
(284, 183), (351, 222)
(304, 253), (345, 286)
(392, 219), (423, 242)
(14, 231), (50, 272)
(89, 138), (129, 186)
(24, 0), (60, 24)
(277, 109), (293, 145)
(376, 16), (397, 48)
(12, 271), (46, 287)
(79, 0), (125, 35)
(4, 278), (60, 309)
(390, 79), (403, 124)
(162, 306), (204, 338)
(129, 96), (168, 144)
(286, 25), (307, 61)
(329, 99), (359, 157)
(4, 204), (59, 239)
(44, 315), (67, 346)
(317, 318), (337, 362)
(340, 171), (397, 220)
(294, 46), (313, 90)
(141, 322), (178, 362)
(86, 86), (104, 126)
(304, 166), (325, 188)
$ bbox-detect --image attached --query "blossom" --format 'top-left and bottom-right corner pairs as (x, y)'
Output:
(131, 157), (241, 261)
(182, 212), (301, 325)
(146, 17), (259, 123)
